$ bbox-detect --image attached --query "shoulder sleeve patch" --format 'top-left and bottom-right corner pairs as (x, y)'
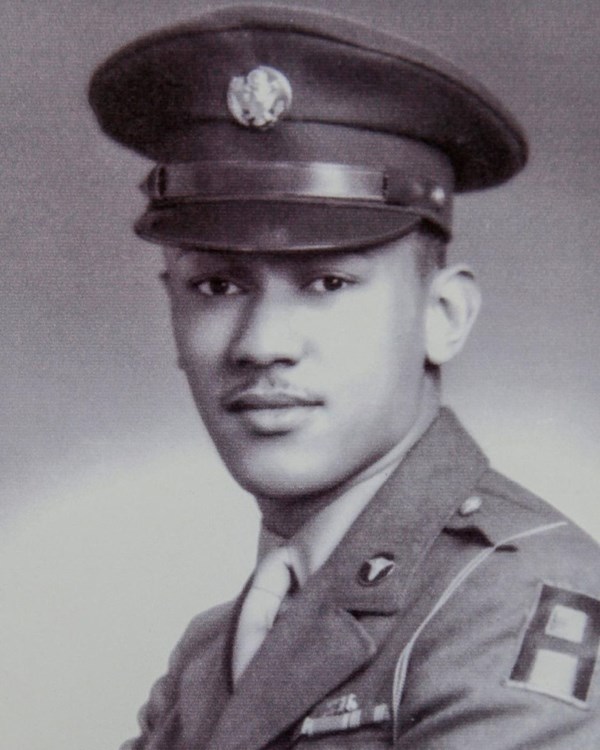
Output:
(507, 583), (600, 708)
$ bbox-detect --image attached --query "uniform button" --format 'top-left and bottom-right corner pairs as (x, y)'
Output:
(459, 495), (482, 516)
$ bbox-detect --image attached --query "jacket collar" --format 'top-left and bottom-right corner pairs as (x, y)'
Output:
(205, 407), (491, 750)
(320, 406), (490, 613)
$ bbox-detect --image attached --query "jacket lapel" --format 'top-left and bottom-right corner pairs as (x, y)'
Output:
(206, 582), (383, 750)
(159, 602), (234, 750)
(206, 408), (490, 750)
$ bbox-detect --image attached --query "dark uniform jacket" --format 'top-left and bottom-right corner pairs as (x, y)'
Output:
(124, 409), (600, 749)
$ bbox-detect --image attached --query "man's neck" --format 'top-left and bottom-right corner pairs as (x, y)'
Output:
(256, 382), (440, 539)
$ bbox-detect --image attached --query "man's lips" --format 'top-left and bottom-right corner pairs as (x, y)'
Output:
(220, 385), (325, 434)
(223, 390), (324, 412)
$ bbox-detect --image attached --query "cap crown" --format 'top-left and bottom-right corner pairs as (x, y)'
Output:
(89, 5), (528, 250)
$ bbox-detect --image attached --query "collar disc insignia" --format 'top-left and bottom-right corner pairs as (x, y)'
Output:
(358, 554), (396, 586)
(227, 65), (292, 130)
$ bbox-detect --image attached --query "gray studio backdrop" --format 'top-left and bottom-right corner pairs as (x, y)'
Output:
(1, 2), (599, 748)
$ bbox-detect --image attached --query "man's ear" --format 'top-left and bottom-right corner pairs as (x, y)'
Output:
(424, 265), (481, 365)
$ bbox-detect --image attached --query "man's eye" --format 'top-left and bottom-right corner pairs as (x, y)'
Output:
(308, 275), (352, 293)
(193, 277), (243, 296)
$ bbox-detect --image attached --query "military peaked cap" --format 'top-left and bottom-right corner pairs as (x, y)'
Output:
(89, 4), (528, 252)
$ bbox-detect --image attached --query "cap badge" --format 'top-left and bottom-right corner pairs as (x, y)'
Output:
(358, 554), (395, 586)
(227, 65), (292, 130)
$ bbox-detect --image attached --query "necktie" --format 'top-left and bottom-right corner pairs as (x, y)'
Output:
(232, 546), (296, 684)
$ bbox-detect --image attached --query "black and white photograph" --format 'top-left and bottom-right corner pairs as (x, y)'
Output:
(1, 1), (599, 748)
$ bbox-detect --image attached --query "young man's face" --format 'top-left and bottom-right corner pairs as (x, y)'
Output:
(164, 234), (432, 500)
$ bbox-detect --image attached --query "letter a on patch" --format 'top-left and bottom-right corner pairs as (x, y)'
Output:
(509, 584), (600, 707)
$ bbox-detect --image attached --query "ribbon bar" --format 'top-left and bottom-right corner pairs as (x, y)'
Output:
(298, 702), (391, 739)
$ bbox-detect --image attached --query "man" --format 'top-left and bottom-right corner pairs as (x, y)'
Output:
(89, 5), (600, 748)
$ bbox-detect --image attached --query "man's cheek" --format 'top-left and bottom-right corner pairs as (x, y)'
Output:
(178, 329), (220, 370)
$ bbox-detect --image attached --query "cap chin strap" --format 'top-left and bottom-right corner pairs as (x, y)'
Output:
(140, 160), (452, 232)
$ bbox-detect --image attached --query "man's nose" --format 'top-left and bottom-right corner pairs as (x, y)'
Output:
(228, 292), (305, 368)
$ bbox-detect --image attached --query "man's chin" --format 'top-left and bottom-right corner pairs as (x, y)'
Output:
(222, 453), (348, 502)
(210, 420), (378, 499)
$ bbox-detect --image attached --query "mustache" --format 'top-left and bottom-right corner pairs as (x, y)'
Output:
(221, 380), (324, 411)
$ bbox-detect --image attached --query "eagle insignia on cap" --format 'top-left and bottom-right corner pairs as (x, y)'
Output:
(227, 65), (292, 130)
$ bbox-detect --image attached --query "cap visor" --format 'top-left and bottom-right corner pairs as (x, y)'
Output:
(135, 200), (424, 252)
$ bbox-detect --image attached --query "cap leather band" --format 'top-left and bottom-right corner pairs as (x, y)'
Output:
(141, 161), (451, 219)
